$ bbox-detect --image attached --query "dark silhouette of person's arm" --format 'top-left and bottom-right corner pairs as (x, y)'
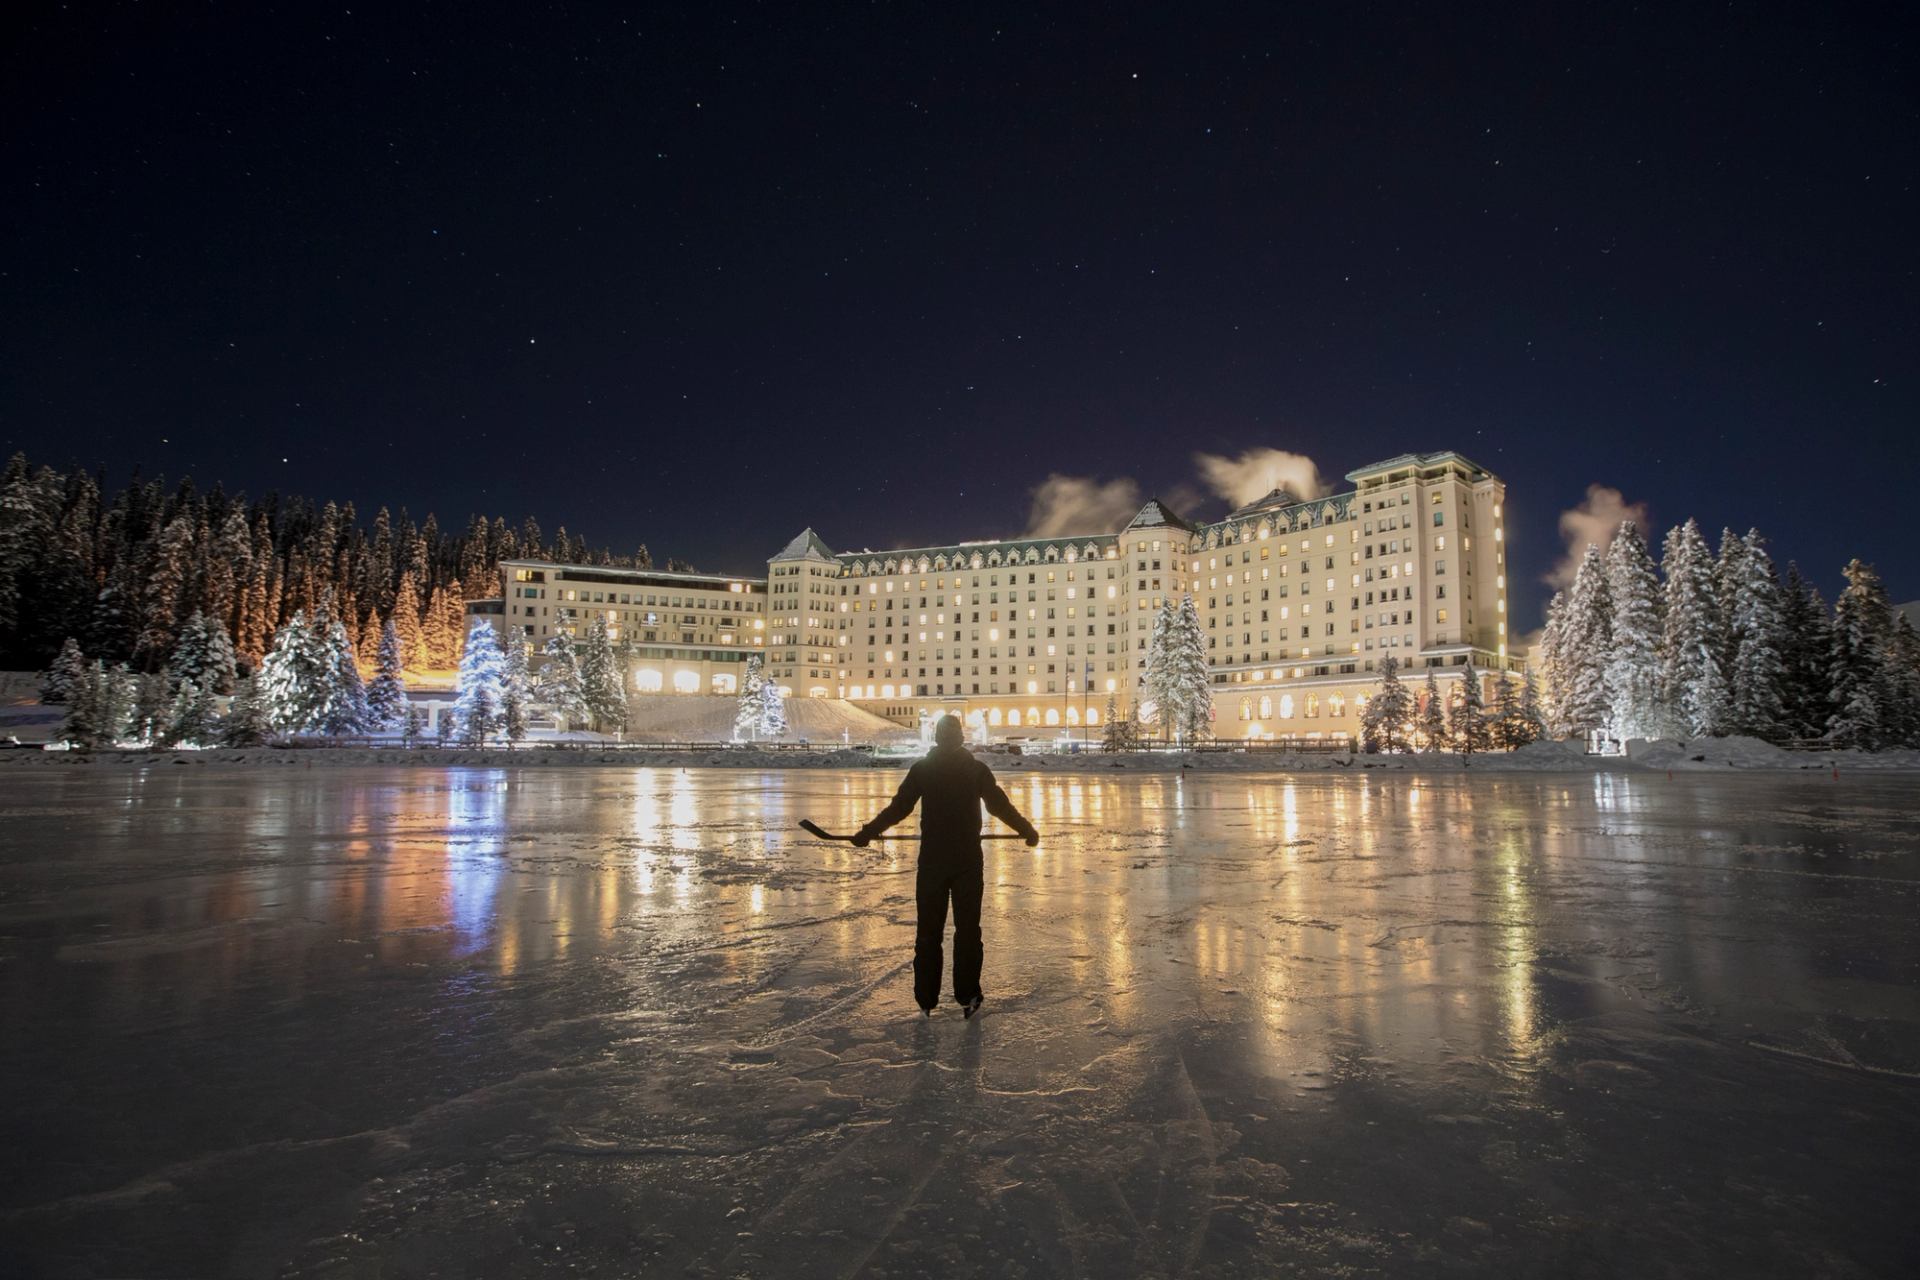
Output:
(979, 765), (1041, 845)
(854, 765), (923, 846)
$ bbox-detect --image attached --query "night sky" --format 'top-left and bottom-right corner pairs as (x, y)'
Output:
(4, 3), (1915, 628)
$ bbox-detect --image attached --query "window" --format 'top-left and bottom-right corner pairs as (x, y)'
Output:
(1433, 511), (1444, 526)
(635, 668), (663, 692)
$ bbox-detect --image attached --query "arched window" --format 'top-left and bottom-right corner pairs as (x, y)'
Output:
(1066, 706), (1080, 725)
(1086, 707), (1100, 725)
(1239, 698), (1253, 721)
(1258, 695), (1272, 719)
(1045, 708), (1061, 726)
(635, 668), (663, 692)
(1008, 709), (1022, 727)
(1328, 693), (1345, 717)
(1306, 694), (1320, 718)
(672, 670), (700, 693)
(881, 683), (895, 698)
(1278, 694), (1294, 719)
(988, 708), (1003, 726)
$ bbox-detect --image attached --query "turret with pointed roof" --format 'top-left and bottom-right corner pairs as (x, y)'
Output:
(1122, 498), (1198, 535)
(771, 527), (838, 564)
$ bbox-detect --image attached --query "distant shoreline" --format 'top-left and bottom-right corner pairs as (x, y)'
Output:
(5, 740), (1916, 774)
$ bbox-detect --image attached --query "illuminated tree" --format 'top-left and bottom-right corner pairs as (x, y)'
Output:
(258, 610), (333, 733)
(365, 618), (408, 730)
(223, 677), (270, 746)
(1659, 519), (1721, 735)
(536, 633), (588, 731)
(500, 633), (530, 743)
(734, 653), (768, 740)
(453, 619), (505, 744)
(167, 611), (238, 697)
(1603, 521), (1664, 739)
(1727, 530), (1787, 738)
(1450, 661), (1493, 758)
(1420, 671), (1447, 751)
(1562, 543), (1613, 736)
(1362, 655), (1414, 753)
(578, 616), (628, 734)
(41, 636), (86, 705)
(1826, 559), (1893, 749)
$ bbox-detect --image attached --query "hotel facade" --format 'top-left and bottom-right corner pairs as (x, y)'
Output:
(480, 451), (1521, 740)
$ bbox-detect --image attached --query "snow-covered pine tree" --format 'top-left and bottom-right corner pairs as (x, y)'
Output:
(1362, 655), (1414, 752)
(402, 702), (427, 747)
(320, 619), (369, 734)
(391, 571), (424, 668)
(1538, 590), (1571, 737)
(1167, 594), (1212, 744)
(1451, 662), (1493, 759)
(1603, 521), (1664, 740)
(1563, 543), (1613, 737)
(1727, 530), (1788, 739)
(131, 672), (170, 744)
(1420, 671), (1447, 751)
(439, 580), (469, 666)
(60, 660), (102, 747)
(1101, 693), (1126, 751)
(137, 513), (196, 667)
(1778, 565), (1833, 740)
(41, 636), (86, 704)
(223, 677), (270, 746)
(536, 633), (588, 730)
(1143, 597), (1178, 742)
(453, 619), (505, 744)
(163, 678), (218, 747)
(578, 616), (628, 735)
(100, 663), (138, 745)
(1713, 527), (1748, 679)
(166, 611), (238, 697)
(757, 670), (788, 739)
(734, 653), (767, 741)
(356, 613), (381, 669)
(257, 610), (333, 734)
(1882, 614), (1920, 748)
(365, 619), (408, 730)
(1518, 667), (1547, 746)
(1826, 559), (1895, 749)
(1491, 674), (1521, 750)
(500, 632), (530, 743)
(1659, 520), (1723, 735)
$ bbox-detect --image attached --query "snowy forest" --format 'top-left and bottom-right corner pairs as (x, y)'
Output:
(1535, 519), (1920, 750)
(0, 452), (692, 674)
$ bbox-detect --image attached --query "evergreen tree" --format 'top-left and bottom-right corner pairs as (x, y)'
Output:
(1420, 671), (1448, 751)
(131, 672), (171, 744)
(1826, 559), (1895, 749)
(453, 619), (505, 744)
(1491, 674), (1522, 750)
(1143, 597), (1179, 741)
(1450, 662), (1492, 759)
(166, 611), (238, 696)
(1169, 594), (1212, 744)
(1727, 530), (1788, 738)
(1778, 565), (1834, 740)
(222, 678), (270, 746)
(391, 571), (425, 668)
(1517, 667), (1547, 746)
(1659, 520), (1722, 735)
(365, 618), (408, 730)
(578, 616), (628, 734)
(500, 632), (530, 743)
(1100, 693), (1131, 751)
(1361, 655), (1414, 752)
(419, 583), (456, 670)
(138, 513), (196, 667)
(734, 653), (768, 740)
(402, 702), (427, 747)
(757, 670), (788, 738)
(257, 611), (334, 734)
(1882, 614), (1920, 748)
(1538, 590), (1571, 737)
(41, 636), (86, 704)
(1603, 521), (1664, 739)
(320, 619), (369, 734)
(163, 678), (217, 747)
(536, 633), (588, 730)
(1563, 543), (1613, 736)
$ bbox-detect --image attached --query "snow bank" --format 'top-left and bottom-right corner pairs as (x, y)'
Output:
(623, 694), (915, 743)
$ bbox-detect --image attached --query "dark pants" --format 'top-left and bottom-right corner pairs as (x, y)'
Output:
(914, 849), (983, 1008)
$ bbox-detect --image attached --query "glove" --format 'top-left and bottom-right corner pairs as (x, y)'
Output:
(851, 827), (874, 848)
(1023, 828), (1041, 848)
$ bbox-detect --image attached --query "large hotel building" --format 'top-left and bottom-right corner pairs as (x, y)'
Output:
(480, 451), (1520, 739)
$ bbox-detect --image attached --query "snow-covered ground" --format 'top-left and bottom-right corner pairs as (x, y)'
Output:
(2, 766), (1917, 1276)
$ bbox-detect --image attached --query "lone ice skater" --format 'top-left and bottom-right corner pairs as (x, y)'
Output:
(853, 714), (1040, 1017)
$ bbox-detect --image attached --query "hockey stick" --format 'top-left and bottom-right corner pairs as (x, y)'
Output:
(798, 819), (1027, 843)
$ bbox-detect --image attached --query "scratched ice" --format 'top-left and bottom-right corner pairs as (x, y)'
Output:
(2, 766), (1917, 1277)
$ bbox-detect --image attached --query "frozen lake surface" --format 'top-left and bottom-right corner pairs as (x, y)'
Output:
(3, 766), (1918, 1278)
